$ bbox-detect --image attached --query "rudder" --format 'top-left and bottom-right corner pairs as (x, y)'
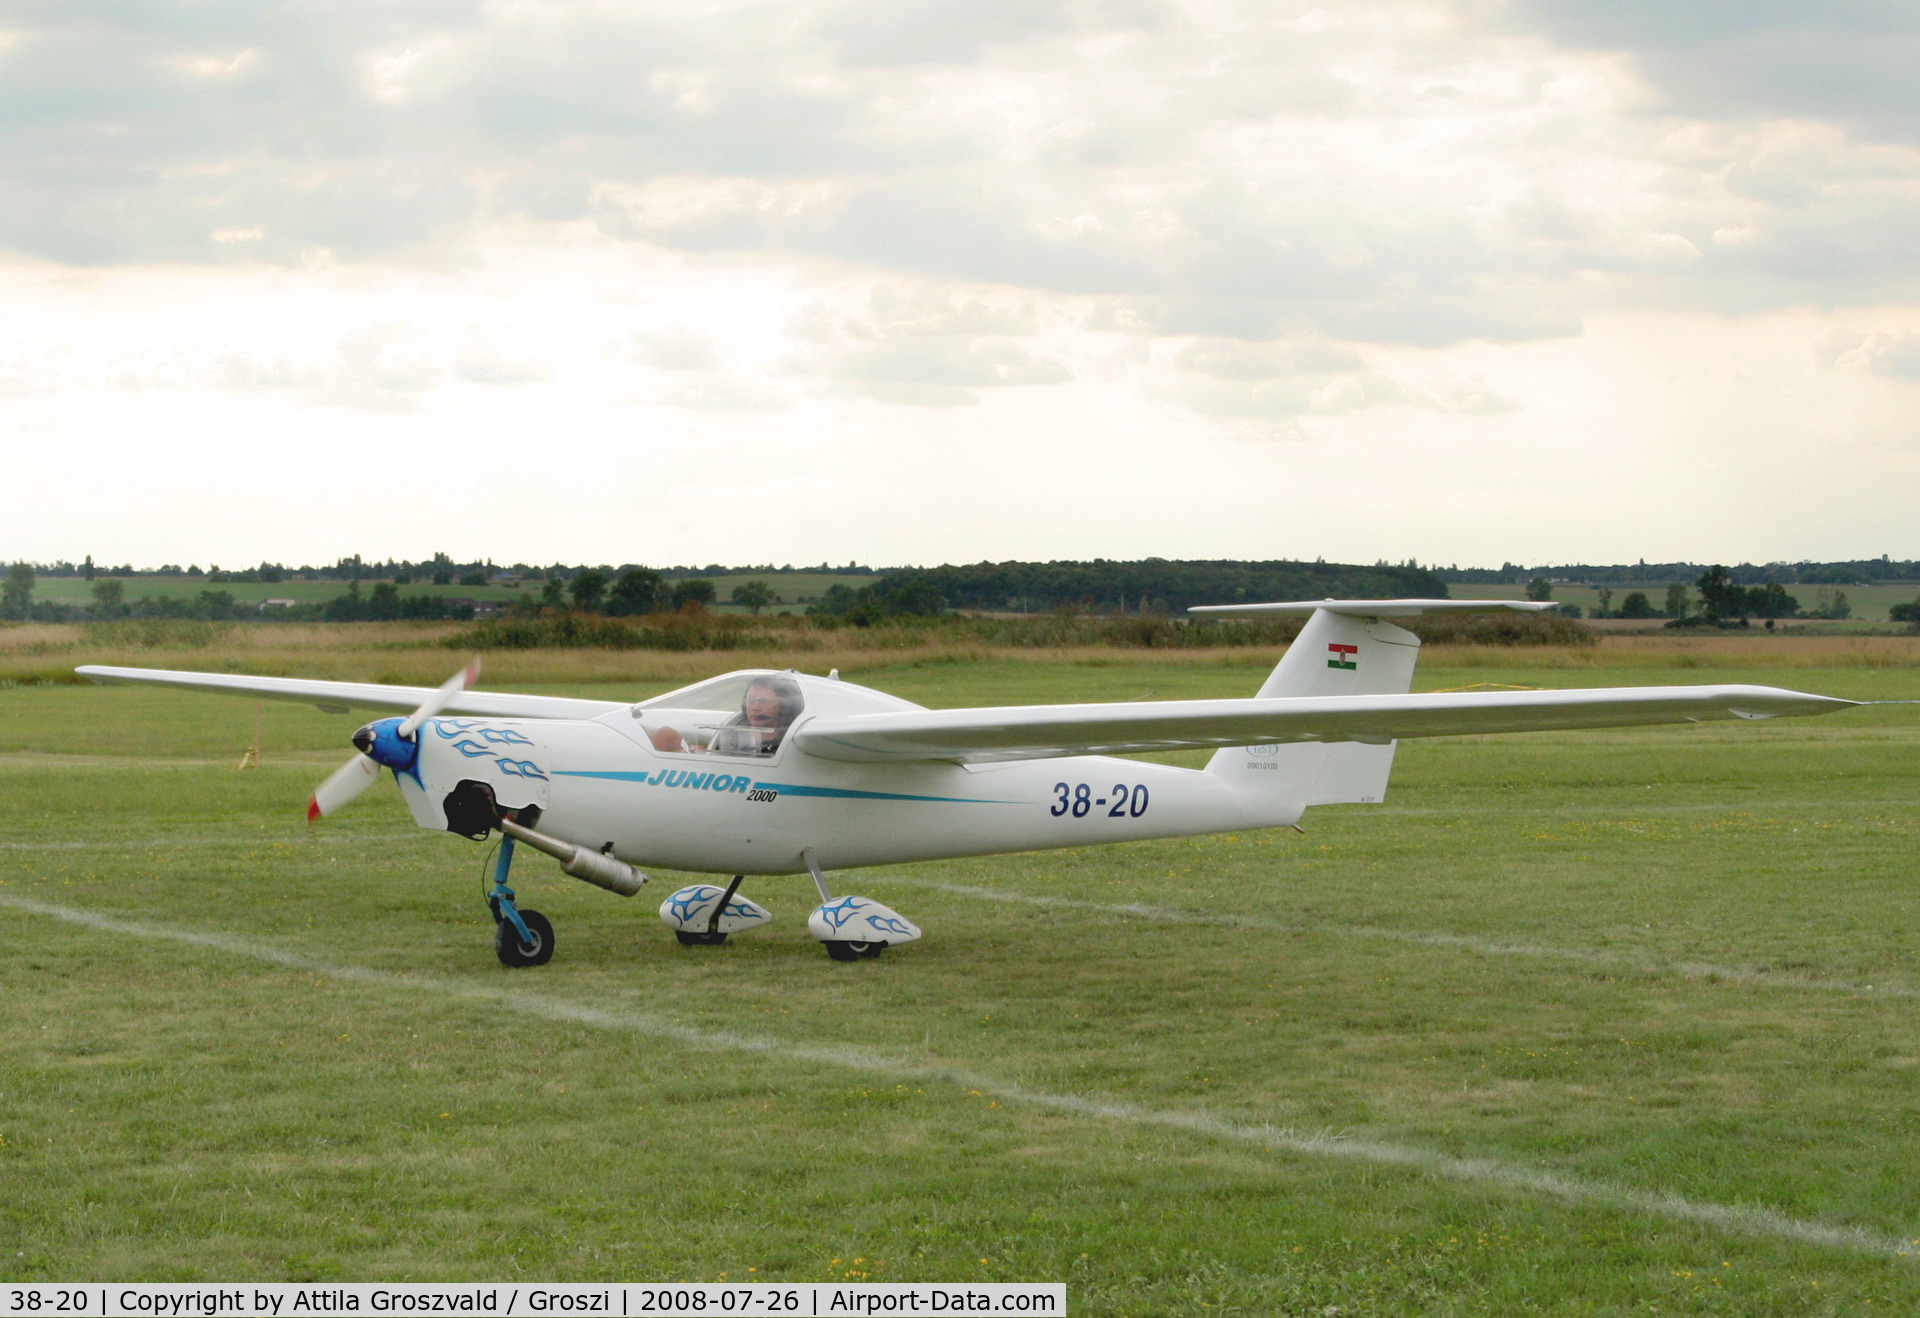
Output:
(1207, 608), (1423, 810)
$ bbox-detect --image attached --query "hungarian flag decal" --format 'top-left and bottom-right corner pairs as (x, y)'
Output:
(1327, 643), (1358, 670)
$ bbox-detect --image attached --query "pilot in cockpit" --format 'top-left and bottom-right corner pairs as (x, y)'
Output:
(647, 674), (802, 756)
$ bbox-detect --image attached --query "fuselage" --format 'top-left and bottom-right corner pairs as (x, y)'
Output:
(388, 670), (1301, 875)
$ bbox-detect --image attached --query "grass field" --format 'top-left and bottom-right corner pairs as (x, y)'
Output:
(3, 633), (1919, 1312)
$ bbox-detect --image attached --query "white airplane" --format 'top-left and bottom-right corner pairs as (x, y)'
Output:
(78, 599), (1853, 966)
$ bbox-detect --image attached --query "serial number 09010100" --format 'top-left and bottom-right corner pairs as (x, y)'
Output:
(1052, 781), (1149, 819)
(633, 1291), (800, 1313)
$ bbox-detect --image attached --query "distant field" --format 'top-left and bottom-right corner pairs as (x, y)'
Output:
(29, 577), (527, 606)
(666, 572), (886, 613)
(1464, 579), (1920, 622)
(3, 637), (1918, 1309)
(27, 571), (880, 614)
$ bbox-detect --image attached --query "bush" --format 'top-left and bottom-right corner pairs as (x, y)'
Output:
(608, 569), (663, 616)
(83, 619), (234, 649)
(808, 573), (947, 624)
(671, 579), (717, 609)
(451, 610), (762, 651)
(730, 580), (776, 614)
(320, 582), (472, 622)
(570, 570), (609, 612)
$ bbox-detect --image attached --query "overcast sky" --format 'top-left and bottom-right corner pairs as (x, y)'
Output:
(3, 0), (1918, 569)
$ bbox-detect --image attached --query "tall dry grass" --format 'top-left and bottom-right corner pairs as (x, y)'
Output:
(7, 621), (1920, 689)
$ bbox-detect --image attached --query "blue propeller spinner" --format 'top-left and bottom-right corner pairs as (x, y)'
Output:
(352, 716), (418, 773)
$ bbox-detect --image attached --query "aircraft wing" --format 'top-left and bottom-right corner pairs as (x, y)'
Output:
(74, 665), (628, 721)
(793, 684), (1854, 764)
(1189, 598), (1557, 618)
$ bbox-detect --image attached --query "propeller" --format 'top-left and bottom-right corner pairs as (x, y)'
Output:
(306, 660), (482, 822)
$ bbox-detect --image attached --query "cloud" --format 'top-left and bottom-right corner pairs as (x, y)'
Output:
(814, 0), (1085, 67)
(0, 335), (78, 394)
(1817, 327), (1920, 382)
(1173, 337), (1365, 379)
(322, 320), (444, 408)
(201, 350), (327, 392)
(829, 336), (1069, 396)
(4, 0), (1920, 380)
(1156, 335), (1521, 430)
(453, 327), (551, 385)
(1511, 1), (1920, 142)
(782, 288), (1069, 405)
(647, 376), (790, 411)
(619, 324), (724, 372)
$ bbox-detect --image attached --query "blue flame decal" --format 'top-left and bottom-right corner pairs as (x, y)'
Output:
(666, 886), (720, 922)
(815, 896), (868, 930)
(479, 727), (535, 746)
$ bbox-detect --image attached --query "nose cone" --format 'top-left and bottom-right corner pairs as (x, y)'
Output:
(355, 716), (420, 773)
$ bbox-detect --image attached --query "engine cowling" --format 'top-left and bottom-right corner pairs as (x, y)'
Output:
(388, 715), (553, 835)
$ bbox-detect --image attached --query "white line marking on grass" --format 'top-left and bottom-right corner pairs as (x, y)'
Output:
(7, 843), (1907, 1000)
(0, 833), (423, 852)
(5, 891), (1916, 1261)
(888, 879), (1920, 1000)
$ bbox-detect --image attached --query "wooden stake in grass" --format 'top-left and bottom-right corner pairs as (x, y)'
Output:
(237, 701), (261, 770)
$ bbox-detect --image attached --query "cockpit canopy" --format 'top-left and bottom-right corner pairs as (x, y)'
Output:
(618, 669), (923, 758)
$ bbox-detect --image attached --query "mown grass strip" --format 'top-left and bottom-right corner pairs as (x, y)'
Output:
(8, 890), (1917, 1262)
(889, 878), (1920, 1001)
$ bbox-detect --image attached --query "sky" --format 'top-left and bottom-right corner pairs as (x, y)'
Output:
(3, 0), (1918, 571)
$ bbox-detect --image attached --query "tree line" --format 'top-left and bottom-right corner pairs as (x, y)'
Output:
(1453, 557), (1920, 587)
(8, 555), (1916, 628)
(14, 553), (883, 583)
(808, 558), (1447, 621)
(1524, 567), (1869, 625)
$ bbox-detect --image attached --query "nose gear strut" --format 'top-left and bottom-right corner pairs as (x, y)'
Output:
(487, 835), (553, 968)
(449, 779), (647, 968)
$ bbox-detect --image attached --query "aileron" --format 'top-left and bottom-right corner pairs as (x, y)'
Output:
(793, 685), (1855, 764)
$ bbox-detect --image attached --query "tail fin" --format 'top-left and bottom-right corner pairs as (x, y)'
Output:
(1197, 599), (1543, 812)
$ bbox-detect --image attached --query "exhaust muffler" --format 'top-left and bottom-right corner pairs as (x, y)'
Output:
(497, 818), (648, 897)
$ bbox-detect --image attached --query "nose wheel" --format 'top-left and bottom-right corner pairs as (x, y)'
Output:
(494, 906), (554, 966)
(487, 835), (556, 968)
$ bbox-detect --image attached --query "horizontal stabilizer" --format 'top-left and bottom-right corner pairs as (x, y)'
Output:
(75, 665), (627, 721)
(1189, 598), (1556, 619)
(793, 684), (1854, 764)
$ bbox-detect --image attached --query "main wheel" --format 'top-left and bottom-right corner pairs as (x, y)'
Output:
(822, 939), (887, 962)
(495, 909), (554, 967)
(675, 929), (729, 946)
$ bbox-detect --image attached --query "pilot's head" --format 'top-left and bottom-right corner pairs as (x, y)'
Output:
(743, 675), (801, 729)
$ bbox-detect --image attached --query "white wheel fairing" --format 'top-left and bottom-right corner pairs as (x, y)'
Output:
(658, 884), (774, 935)
(807, 896), (921, 946)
